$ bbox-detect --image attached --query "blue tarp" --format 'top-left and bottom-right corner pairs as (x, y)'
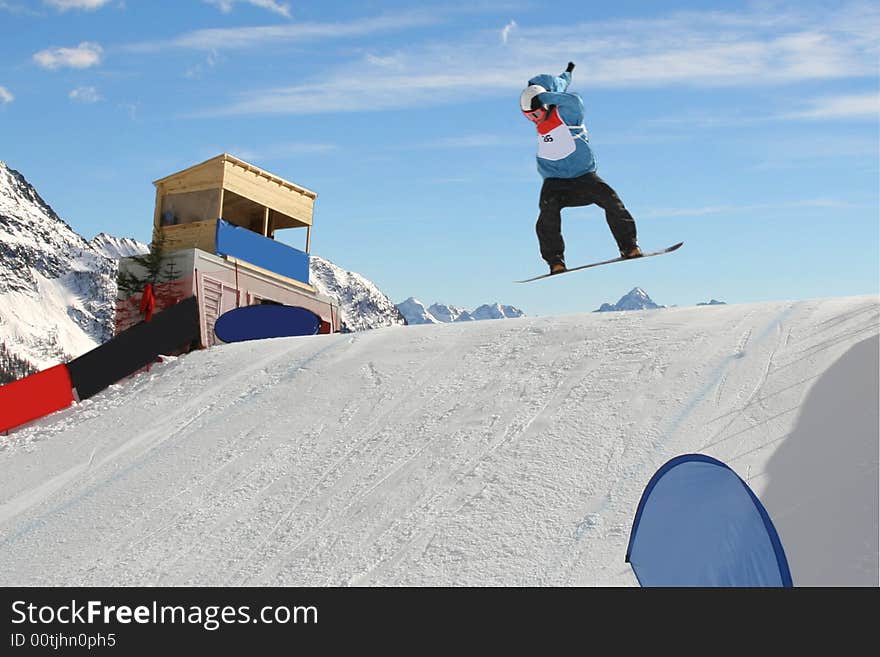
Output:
(215, 219), (309, 284)
(626, 454), (792, 587)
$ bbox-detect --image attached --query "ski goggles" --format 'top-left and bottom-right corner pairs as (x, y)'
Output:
(523, 108), (546, 122)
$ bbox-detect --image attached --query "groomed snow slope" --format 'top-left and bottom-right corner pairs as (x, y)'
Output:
(0, 295), (877, 586)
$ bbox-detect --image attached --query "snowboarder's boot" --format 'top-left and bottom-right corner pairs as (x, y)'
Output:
(620, 245), (643, 259)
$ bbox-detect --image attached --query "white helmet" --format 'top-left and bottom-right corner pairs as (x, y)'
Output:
(520, 84), (547, 112)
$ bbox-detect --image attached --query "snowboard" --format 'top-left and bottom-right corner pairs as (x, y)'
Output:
(515, 242), (684, 283)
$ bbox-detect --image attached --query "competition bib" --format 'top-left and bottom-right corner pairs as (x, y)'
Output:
(536, 107), (577, 161)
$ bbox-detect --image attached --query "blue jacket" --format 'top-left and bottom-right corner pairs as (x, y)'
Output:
(528, 71), (597, 179)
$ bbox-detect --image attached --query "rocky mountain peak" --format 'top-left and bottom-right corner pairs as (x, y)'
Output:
(595, 287), (664, 312)
(309, 255), (406, 332)
(0, 161), (118, 370)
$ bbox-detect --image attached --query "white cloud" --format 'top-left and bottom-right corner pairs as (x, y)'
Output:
(501, 20), (517, 44)
(118, 102), (138, 120)
(33, 42), (103, 70)
(191, 3), (879, 117)
(185, 50), (222, 79)
(203, 0), (291, 18)
(639, 91), (880, 132)
(198, 72), (492, 117)
(750, 135), (878, 171)
(0, 86), (13, 104)
(234, 142), (339, 162)
(0, 1), (37, 14)
(784, 92), (880, 120)
(640, 198), (858, 219)
(365, 53), (402, 68)
(125, 11), (440, 53)
(418, 135), (516, 149)
(44, 0), (112, 10)
(69, 86), (102, 103)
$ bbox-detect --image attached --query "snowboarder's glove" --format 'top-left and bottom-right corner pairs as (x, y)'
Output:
(566, 61), (575, 73)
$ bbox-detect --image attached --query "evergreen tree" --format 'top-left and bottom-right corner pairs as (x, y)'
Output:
(0, 342), (38, 385)
(117, 227), (177, 296)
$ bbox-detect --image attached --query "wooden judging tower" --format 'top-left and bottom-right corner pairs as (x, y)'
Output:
(115, 153), (340, 346)
(153, 152), (316, 256)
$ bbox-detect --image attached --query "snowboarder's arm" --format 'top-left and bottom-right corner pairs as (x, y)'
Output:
(558, 70), (572, 90)
(536, 90), (584, 120)
(557, 63), (574, 88)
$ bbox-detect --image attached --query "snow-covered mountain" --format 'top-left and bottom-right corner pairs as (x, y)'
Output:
(472, 303), (525, 320)
(396, 297), (440, 325)
(595, 287), (665, 312)
(698, 299), (727, 306)
(309, 255), (406, 332)
(397, 298), (525, 325)
(90, 232), (149, 259)
(0, 160), (119, 374)
(428, 302), (474, 323)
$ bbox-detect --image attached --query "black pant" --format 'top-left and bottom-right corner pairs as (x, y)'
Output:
(536, 171), (638, 266)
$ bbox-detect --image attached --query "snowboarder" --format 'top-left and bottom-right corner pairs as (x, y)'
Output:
(521, 62), (641, 275)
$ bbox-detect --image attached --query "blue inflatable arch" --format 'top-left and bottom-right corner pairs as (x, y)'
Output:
(626, 454), (792, 587)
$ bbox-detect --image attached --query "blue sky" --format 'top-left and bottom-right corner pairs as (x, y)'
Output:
(0, 0), (877, 316)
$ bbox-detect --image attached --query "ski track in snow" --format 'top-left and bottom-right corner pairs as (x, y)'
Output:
(0, 295), (876, 586)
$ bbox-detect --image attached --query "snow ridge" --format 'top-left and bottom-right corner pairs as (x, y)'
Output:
(0, 294), (876, 585)
(90, 233), (149, 259)
(309, 255), (406, 332)
(397, 297), (525, 325)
